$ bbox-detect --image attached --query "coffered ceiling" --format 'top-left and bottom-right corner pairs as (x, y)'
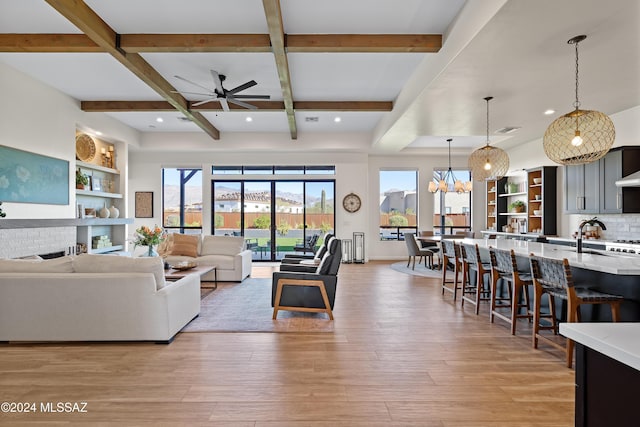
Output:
(0, 0), (638, 153)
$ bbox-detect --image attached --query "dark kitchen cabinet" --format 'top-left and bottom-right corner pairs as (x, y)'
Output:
(599, 147), (640, 214)
(564, 160), (599, 214)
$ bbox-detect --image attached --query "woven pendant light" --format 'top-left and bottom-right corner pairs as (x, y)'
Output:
(543, 35), (615, 165)
(468, 96), (509, 181)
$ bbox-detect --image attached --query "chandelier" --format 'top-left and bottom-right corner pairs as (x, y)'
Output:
(428, 138), (472, 194)
(468, 96), (509, 181)
(543, 35), (615, 165)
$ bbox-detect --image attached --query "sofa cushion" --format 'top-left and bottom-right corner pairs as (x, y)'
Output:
(197, 254), (236, 270)
(72, 254), (167, 290)
(0, 256), (74, 273)
(201, 235), (244, 256)
(170, 234), (199, 258)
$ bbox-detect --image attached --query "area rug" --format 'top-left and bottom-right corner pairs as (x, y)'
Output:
(390, 261), (454, 280)
(182, 277), (334, 333)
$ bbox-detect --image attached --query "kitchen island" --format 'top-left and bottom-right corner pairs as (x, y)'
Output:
(458, 238), (640, 320)
(560, 323), (640, 427)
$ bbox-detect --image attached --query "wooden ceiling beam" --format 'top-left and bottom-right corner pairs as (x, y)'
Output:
(81, 100), (392, 112)
(286, 34), (442, 53)
(262, 0), (297, 139)
(119, 34), (272, 53)
(0, 34), (101, 52)
(0, 33), (441, 54)
(43, 0), (220, 140)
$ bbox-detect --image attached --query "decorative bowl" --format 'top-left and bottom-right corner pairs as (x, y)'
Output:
(171, 261), (197, 271)
(533, 178), (542, 184)
(533, 210), (542, 216)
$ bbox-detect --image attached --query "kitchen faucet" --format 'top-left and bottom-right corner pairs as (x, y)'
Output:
(577, 217), (606, 253)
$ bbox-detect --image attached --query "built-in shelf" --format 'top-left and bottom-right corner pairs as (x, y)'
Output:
(0, 218), (133, 229)
(76, 189), (123, 199)
(500, 212), (528, 216)
(499, 192), (527, 197)
(77, 160), (120, 175)
(91, 245), (124, 254)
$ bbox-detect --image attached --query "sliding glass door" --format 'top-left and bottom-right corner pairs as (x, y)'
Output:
(212, 179), (335, 261)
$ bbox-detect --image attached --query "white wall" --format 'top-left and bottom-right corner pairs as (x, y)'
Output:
(0, 62), (141, 219)
(128, 150), (369, 256)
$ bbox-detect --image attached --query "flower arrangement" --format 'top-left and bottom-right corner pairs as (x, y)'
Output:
(132, 225), (165, 248)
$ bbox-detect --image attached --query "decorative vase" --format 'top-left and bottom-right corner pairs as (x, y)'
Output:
(108, 205), (119, 218)
(143, 245), (158, 257)
(98, 203), (110, 218)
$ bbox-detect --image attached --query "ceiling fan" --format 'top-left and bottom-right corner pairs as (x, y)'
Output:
(173, 70), (270, 111)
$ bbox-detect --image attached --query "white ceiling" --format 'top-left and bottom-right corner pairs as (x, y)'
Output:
(0, 0), (638, 154)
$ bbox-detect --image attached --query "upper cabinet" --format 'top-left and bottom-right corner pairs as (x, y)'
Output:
(565, 147), (640, 214)
(599, 147), (640, 214)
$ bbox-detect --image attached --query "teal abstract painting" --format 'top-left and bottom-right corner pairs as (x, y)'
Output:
(0, 145), (69, 205)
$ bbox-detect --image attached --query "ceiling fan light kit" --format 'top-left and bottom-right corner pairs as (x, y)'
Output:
(429, 138), (472, 194)
(543, 35), (615, 165)
(173, 70), (270, 111)
(468, 96), (510, 181)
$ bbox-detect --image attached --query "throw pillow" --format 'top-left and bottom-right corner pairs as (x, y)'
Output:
(170, 234), (199, 258)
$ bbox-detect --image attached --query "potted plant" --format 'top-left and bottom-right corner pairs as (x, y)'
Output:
(509, 200), (526, 213)
(76, 170), (89, 190)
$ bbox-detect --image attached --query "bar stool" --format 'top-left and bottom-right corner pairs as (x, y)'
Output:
(440, 238), (463, 300)
(529, 255), (623, 368)
(488, 247), (532, 335)
(460, 243), (492, 315)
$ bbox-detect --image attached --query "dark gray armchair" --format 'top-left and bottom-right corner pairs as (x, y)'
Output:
(281, 233), (333, 265)
(272, 238), (342, 319)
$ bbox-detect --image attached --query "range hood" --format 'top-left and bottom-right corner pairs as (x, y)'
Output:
(615, 171), (640, 187)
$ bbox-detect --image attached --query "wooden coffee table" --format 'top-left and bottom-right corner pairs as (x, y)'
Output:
(165, 265), (216, 285)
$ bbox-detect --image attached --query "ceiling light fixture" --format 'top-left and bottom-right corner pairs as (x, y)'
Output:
(95, 131), (103, 136)
(334, 117), (342, 123)
(245, 116), (253, 122)
(156, 117), (164, 123)
(544, 109), (556, 115)
(428, 138), (472, 194)
(468, 96), (510, 181)
(543, 35), (615, 165)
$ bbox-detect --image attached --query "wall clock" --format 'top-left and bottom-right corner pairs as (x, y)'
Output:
(342, 193), (362, 213)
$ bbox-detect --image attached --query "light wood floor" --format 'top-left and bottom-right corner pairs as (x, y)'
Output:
(0, 261), (574, 426)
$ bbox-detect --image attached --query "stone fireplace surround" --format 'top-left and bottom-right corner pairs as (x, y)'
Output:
(0, 219), (113, 259)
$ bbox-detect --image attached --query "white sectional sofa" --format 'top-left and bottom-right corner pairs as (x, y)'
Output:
(159, 234), (252, 282)
(0, 254), (200, 343)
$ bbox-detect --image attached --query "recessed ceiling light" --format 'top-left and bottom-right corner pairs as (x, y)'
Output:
(544, 109), (555, 115)
(156, 117), (164, 123)
(95, 131), (103, 136)
(245, 116), (253, 122)
(334, 117), (342, 123)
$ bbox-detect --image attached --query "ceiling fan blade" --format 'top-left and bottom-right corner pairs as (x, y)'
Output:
(174, 75), (215, 93)
(227, 80), (257, 95)
(219, 98), (230, 112)
(191, 98), (218, 107)
(171, 90), (215, 96)
(227, 98), (258, 110)
(210, 70), (225, 94)
(231, 94), (270, 99)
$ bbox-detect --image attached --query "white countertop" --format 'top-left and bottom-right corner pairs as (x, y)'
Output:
(560, 323), (640, 371)
(462, 238), (640, 275)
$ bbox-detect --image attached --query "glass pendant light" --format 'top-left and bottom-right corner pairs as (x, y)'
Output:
(468, 96), (510, 181)
(543, 35), (615, 165)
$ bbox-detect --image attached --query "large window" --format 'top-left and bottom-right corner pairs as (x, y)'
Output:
(432, 169), (472, 234)
(379, 170), (418, 240)
(162, 168), (202, 234)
